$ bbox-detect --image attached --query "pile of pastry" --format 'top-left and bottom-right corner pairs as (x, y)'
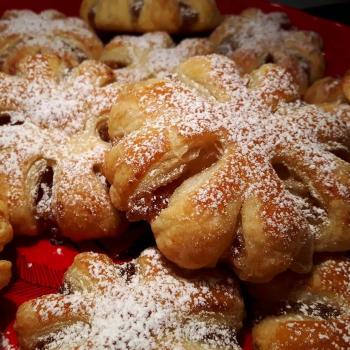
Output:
(0, 1), (349, 349)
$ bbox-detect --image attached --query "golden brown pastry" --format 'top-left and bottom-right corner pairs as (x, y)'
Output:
(0, 9), (102, 73)
(80, 0), (221, 34)
(0, 195), (12, 290)
(210, 8), (325, 94)
(15, 247), (244, 350)
(101, 32), (214, 83)
(251, 254), (350, 350)
(0, 52), (124, 240)
(305, 70), (350, 105)
(104, 54), (350, 282)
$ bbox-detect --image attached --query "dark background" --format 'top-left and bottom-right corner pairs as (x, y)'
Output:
(278, 0), (350, 24)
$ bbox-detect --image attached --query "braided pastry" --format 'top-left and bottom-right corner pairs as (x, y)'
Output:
(81, 0), (221, 34)
(15, 247), (244, 349)
(101, 32), (213, 83)
(210, 8), (325, 94)
(0, 10), (102, 73)
(305, 70), (350, 105)
(0, 195), (12, 290)
(251, 254), (350, 350)
(0, 52), (124, 240)
(104, 54), (350, 282)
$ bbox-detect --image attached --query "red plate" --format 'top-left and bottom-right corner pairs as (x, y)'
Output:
(1, 1), (349, 349)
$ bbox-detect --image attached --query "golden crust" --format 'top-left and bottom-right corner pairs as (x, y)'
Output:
(0, 194), (12, 290)
(80, 0), (221, 34)
(210, 8), (325, 94)
(101, 32), (214, 83)
(0, 260), (11, 290)
(0, 52), (124, 240)
(0, 9), (102, 73)
(15, 248), (244, 350)
(305, 70), (350, 106)
(251, 254), (350, 350)
(104, 54), (350, 282)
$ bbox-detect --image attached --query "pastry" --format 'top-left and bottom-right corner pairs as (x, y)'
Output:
(0, 52), (125, 240)
(15, 247), (244, 349)
(104, 54), (349, 282)
(210, 8), (325, 94)
(80, 0), (221, 34)
(0, 9), (102, 73)
(104, 55), (350, 281)
(251, 254), (350, 350)
(0, 196), (12, 290)
(101, 32), (214, 83)
(304, 70), (350, 105)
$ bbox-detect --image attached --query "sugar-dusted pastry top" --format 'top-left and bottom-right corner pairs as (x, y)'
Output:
(305, 70), (350, 105)
(210, 8), (325, 93)
(81, 0), (221, 34)
(0, 52), (124, 240)
(15, 247), (244, 350)
(104, 54), (350, 282)
(251, 254), (350, 350)
(0, 9), (102, 73)
(101, 32), (214, 83)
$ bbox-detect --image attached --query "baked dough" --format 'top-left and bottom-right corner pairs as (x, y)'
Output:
(101, 32), (213, 83)
(80, 0), (221, 34)
(0, 195), (12, 290)
(15, 247), (244, 349)
(0, 10), (102, 74)
(0, 52), (124, 240)
(251, 254), (350, 350)
(210, 8), (325, 94)
(305, 70), (350, 105)
(104, 54), (350, 282)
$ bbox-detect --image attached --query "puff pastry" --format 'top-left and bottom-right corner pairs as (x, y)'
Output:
(0, 52), (124, 240)
(210, 8), (325, 93)
(15, 247), (244, 350)
(0, 195), (12, 290)
(101, 32), (213, 83)
(305, 70), (350, 105)
(0, 9), (102, 73)
(104, 54), (350, 282)
(80, 0), (221, 34)
(251, 254), (350, 350)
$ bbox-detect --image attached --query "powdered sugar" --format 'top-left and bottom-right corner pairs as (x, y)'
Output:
(254, 256), (350, 350)
(0, 10), (101, 66)
(112, 55), (349, 237)
(0, 53), (122, 237)
(101, 32), (213, 84)
(30, 248), (243, 349)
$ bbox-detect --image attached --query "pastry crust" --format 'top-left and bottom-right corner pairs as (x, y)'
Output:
(104, 55), (350, 282)
(80, 0), (221, 34)
(210, 8), (325, 94)
(15, 247), (244, 349)
(251, 254), (350, 350)
(0, 52), (124, 240)
(305, 70), (350, 105)
(0, 195), (13, 290)
(101, 32), (214, 83)
(0, 10), (102, 73)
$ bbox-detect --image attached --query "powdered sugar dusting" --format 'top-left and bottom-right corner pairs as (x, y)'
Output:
(0, 53), (122, 237)
(212, 8), (319, 59)
(111, 54), (349, 243)
(102, 32), (213, 84)
(0, 10), (100, 66)
(0, 333), (16, 350)
(30, 248), (243, 349)
(254, 256), (350, 350)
